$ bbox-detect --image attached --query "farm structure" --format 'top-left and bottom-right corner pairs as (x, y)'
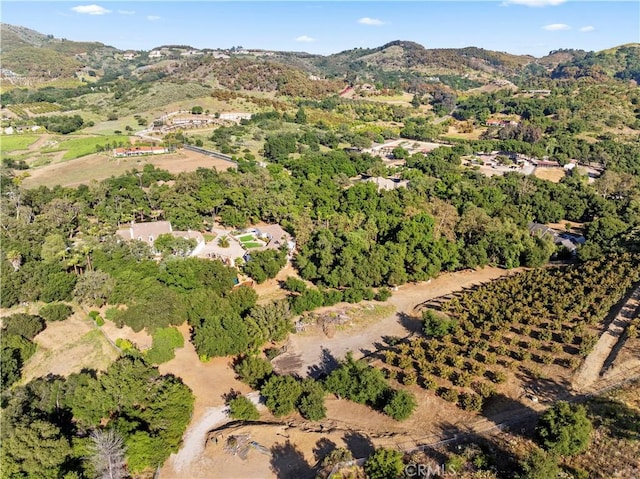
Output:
(113, 146), (168, 157)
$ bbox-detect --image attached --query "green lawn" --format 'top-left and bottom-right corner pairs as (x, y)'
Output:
(242, 242), (263, 249)
(42, 135), (131, 161)
(238, 234), (255, 242)
(0, 135), (40, 152)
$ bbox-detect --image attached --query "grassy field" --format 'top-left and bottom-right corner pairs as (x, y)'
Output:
(42, 135), (131, 161)
(243, 241), (263, 249)
(0, 135), (40, 152)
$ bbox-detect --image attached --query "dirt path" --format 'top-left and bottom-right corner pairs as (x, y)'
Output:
(167, 392), (263, 475)
(273, 267), (520, 377)
(573, 284), (640, 392)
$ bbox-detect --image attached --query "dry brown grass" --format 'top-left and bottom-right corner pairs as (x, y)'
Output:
(22, 148), (236, 188)
(534, 167), (567, 183)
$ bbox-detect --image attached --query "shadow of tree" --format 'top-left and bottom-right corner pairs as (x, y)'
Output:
(270, 440), (315, 479)
(343, 431), (375, 458)
(312, 437), (337, 464)
(586, 393), (640, 440)
(480, 393), (540, 437)
(420, 421), (523, 477)
(307, 347), (340, 379)
(397, 312), (423, 335)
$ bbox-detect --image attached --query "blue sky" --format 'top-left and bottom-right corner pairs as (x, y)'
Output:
(2, 1), (639, 57)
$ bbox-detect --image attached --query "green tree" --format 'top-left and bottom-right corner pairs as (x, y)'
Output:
(383, 389), (417, 421)
(297, 379), (326, 421)
(536, 401), (592, 456)
(73, 270), (114, 306)
(519, 448), (560, 479)
(227, 395), (260, 420)
(1, 420), (72, 479)
(363, 448), (404, 479)
(260, 375), (302, 416)
(234, 355), (273, 389)
(2, 313), (45, 339)
(39, 303), (73, 322)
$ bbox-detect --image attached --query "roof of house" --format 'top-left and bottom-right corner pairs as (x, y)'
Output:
(116, 221), (173, 241)
(172, 230), (204, 243)
(528, 222), (557, 239)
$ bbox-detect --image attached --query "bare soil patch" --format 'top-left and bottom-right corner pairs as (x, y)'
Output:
(534, 167), (566, 183)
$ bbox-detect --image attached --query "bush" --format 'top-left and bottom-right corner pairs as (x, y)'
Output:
(283, 277), (306, 293)
(422, 310), (457, 337)
(297, 379), (326, 421)
(519, 448), (560, 479)
(146, 327), (184, 364)
(260, 375), (302, 416)
(374, 287), (392, 302)
(234, 356), (273, 389)
(227, 395), (260, 420)
(536, 401), (592, 456)
(39, 303), (73, 322)
(2, 314), (45, 340)
(383, 389), (417, 421)
(364, 448), (404, 479)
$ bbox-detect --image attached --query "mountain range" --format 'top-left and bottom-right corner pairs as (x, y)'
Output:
(1, 23), (638, 90)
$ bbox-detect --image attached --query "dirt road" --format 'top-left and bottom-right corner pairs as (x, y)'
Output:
(273, 267), (520, 378)
(573, 284), (640, 392)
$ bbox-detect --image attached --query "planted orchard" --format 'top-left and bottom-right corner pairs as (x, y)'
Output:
(379, 254), (640, 411)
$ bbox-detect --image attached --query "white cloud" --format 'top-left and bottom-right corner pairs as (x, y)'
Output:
(71, 4), (111, 15)
(542, 23), (571, 31)
(579, 25), (595, 32)
(503, 0), (566, 6)
(295, 35), (316, 43)
(117, 10), (135, 15)
(358, 17), (384, 26)
(147, 15), (161, 21)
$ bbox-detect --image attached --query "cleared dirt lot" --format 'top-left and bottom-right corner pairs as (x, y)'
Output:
(534, 167), (567, 183)
(22, 149), (235, 188)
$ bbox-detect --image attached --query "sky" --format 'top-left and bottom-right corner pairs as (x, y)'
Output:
(1, 1), (639, 57)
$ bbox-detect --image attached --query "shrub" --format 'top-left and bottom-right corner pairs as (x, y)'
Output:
(440, 388), (459, 403)
(374, 287), (392, 302)
(519, 448), (560, 479)
(536, 401), (592, 456)
(459, 393), (484, 412)
(146, 327), (184, 364)
(227, 395), (260, 420)
(283, 277), (307, 293)
(383, 389), (417, 421)
(297, 379), (326, 421)
(2, 314), (45, 340)
(260, 375), (302, 416)
(39, 303), (73, 322)
(105, 307), (119, 321)
(234, 356), (273, 389)
(364, 448), (404, 479)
